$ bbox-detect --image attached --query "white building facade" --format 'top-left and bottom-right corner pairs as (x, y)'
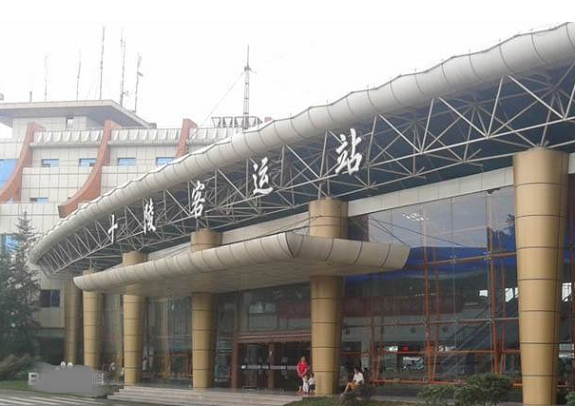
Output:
(0, 100), (253, 362)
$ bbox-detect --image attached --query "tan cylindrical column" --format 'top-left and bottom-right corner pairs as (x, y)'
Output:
(514, 148), (568, 406)
(83, 269), (101, 369)
(309, 198), (348, 238)
(191, 228), (221, 252)
(191, 229), (220, 388)
(122, 251), (147, 386)
(192, 292), (215, 388)
(309, 198), (347, 395)
(64, 279), (80, 365)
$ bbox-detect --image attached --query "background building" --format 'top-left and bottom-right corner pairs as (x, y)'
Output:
(0, 100), (258, 362)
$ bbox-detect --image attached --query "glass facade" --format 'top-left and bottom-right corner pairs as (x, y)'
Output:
(0, 159), (16, 188)
(343, 185), (572, 387)
(89, 185), (575, 390)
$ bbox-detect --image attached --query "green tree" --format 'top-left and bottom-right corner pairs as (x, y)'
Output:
(0, 213), (40, 359)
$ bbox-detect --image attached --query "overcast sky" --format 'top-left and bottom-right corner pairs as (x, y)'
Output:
(0, 1), (571, 137)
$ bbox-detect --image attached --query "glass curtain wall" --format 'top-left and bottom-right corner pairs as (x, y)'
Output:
(344, 185), (575, 388)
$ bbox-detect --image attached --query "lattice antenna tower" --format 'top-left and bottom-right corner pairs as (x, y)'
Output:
(242, 46), (251, 130)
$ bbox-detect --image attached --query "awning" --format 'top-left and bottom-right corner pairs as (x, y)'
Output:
(74, 232), (409, 297)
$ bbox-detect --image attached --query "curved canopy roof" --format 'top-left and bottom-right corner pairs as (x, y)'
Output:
(73, 232), (409, 297)
(30, 23), (575, 274)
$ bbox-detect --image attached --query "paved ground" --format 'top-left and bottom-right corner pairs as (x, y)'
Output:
(0, 389), (150, 406)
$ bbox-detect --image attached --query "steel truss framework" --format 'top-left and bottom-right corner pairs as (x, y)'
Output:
(38, 62), (575, 275)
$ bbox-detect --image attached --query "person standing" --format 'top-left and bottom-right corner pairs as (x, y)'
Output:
(296, 356), (309, 393)
(142, 356), (148, 380)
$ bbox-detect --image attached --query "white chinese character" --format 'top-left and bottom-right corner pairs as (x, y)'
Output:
(107, 214), (118, 244)
(252, 157), (273, 196)
(143, 198), (156, 234)
(93, 372), (105, 385)
(335, 128), (363, 175)
(191, 181), (206, 219)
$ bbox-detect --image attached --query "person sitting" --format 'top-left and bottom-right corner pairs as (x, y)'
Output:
(343, 367), (364, 394)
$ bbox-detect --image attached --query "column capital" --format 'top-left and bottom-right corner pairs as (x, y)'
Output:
(513, 148), (568, 187)
(308, 198), (348, 239)
(191, 228), (221, 253)
(122, 251), (148, 265)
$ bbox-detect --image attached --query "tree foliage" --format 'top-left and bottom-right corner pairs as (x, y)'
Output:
(0, 213), (40, 359)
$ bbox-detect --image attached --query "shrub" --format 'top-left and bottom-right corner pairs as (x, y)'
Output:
(339, 383), (374, 406)
(467, 373), (512, 405)
(0, 354), (36, 380)
(418, 385), (455, 406)
(454, 385), (485, 406)
(566, 391), (575, 406)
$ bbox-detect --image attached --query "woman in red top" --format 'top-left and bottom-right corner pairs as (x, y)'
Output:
(296, 356), (309, 393)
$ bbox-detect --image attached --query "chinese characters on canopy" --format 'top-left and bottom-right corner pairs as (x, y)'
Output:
(106, 128), (362, 244)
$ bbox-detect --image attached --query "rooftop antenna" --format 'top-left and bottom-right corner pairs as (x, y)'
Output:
(134, 54), (143, 113)
(242, 45), (251, 130)
(44, 55), (48, 101)
(76, 51), (82, 101)
(99, 26), (105, 100)
(119, 30), (126, 106)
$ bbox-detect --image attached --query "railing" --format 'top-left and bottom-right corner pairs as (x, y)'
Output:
(34, 130), (103, 144)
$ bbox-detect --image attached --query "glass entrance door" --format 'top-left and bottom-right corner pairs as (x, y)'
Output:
(239, 341), (310, 390)
(239, 343), (270, 389)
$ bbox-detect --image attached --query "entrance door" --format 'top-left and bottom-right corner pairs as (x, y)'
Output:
(238, 341), (310, 389)
(272, 341), (310, 391)
(239, 343), (269, 389)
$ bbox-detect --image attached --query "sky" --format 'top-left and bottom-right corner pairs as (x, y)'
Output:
(0, 1), (572, 137)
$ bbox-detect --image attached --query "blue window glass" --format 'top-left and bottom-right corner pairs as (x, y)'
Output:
(30, 197), (48, 203)
(40, 290), (60, 308)
(79, 158), (97, 167)
(117, 158), (136, 166)
(41, 159), (59, 168)
(1, 234), (17, 251)
(156, 157), (173, 166)
(0, 159), (17, 188)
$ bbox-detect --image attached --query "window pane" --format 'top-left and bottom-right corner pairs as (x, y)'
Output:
(41, 159), (59, 168)
(117, 158), (136, 166)
(79, 158), (97, 167)
(156, 157), (173, 166)
(40, 290), (51, 308)
(50, 290), (60, 307)
(30, 197), (48, 203)
(0, 159), (16, 188)
(2, 234), (17, 251)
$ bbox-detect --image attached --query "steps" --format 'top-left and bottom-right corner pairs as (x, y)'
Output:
(108, 386), (301, 406)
